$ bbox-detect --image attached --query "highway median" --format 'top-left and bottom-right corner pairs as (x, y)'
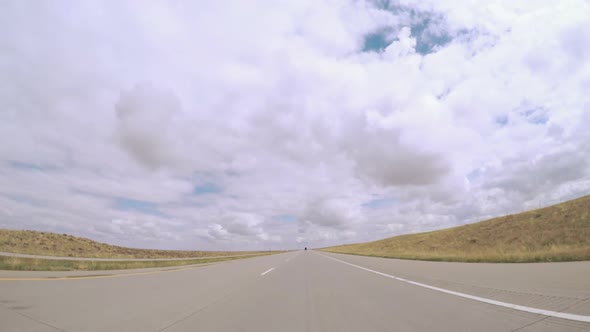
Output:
(0, 252), (276, 271)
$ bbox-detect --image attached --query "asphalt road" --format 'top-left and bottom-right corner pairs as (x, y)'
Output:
(1, 251), (589, 332)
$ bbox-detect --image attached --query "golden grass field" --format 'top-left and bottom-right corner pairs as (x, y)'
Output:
(0, 229), (268, 259)
(0, 229), (282, 270)
(323, 195), (590, 263)
(0, 254), (271, 271)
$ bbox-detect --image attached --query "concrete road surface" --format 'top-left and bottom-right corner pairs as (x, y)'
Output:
(1, 251), (589, 332)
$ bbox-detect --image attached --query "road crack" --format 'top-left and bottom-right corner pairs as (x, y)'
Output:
(0, 302), (65, 331)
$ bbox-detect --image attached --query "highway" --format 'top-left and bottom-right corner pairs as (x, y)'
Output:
(1, 251), (589, 331)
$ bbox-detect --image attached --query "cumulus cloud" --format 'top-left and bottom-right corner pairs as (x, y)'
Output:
(302, 198), (364, 230)
(347, 124), (450, 186)
(0, 0), (589, 250)
(115, 84), (184, 169)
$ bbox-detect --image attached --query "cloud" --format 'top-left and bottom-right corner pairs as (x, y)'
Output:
(346, 124), (450, 186)
(0, 0), (589, 250)
(301, 197), (364, 230)
(115, 84), (184, 169)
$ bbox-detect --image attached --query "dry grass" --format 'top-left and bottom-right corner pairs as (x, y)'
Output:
(323, 195), (590, 263)
(0, 253), (271, 271)
(0, 229), (269, 259)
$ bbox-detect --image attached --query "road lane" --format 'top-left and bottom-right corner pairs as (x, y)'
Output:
(318, 252), (590, 323)
(164, 251), (590, 332)
(319, 251), (590, 314)
(1, 250), (589, 331)
(0, 252), (295, 332)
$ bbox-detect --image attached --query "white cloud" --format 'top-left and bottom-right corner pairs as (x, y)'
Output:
(0, 0), (589, 250)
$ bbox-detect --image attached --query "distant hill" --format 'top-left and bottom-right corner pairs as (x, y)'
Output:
(323, 195), (590, 262)
(0, 229), (262, 259)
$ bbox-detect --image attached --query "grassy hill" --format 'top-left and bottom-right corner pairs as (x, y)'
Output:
(323, 195), (590, 262)
(0, 229), (265, 259)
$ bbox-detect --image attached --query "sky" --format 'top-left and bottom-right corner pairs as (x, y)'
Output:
(1, 0), (589, 250)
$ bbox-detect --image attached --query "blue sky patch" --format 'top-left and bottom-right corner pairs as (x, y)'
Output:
(7, 161), (53, 172)
(363, 32), (392, 52)
(4, 194), (42, 206)
(520, 107), (549, 125)
(193, 183), (222, 195)
(530, 115), (549, 125)
(114, 197), (162, 216)
(411, 18), (452, 55)
(368, 1), (452, 55)
(467, 169), (482, 182)
(362, 198), (397, 209)
(273, 214), (297, 223)
(495, 115), (509, 126)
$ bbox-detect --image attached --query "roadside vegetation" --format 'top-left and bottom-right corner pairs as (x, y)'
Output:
(0, 253), (273, 271)
(0, 229), (269, 259)
(323, 195), (590, 263)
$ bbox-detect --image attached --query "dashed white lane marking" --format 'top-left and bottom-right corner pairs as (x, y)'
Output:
(260, 268), (275, 276)
(317, 253), (590, 323)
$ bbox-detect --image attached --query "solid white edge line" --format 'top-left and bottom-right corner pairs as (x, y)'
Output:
(261, 268), (275, 276)
(317, 252), (590, 323)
